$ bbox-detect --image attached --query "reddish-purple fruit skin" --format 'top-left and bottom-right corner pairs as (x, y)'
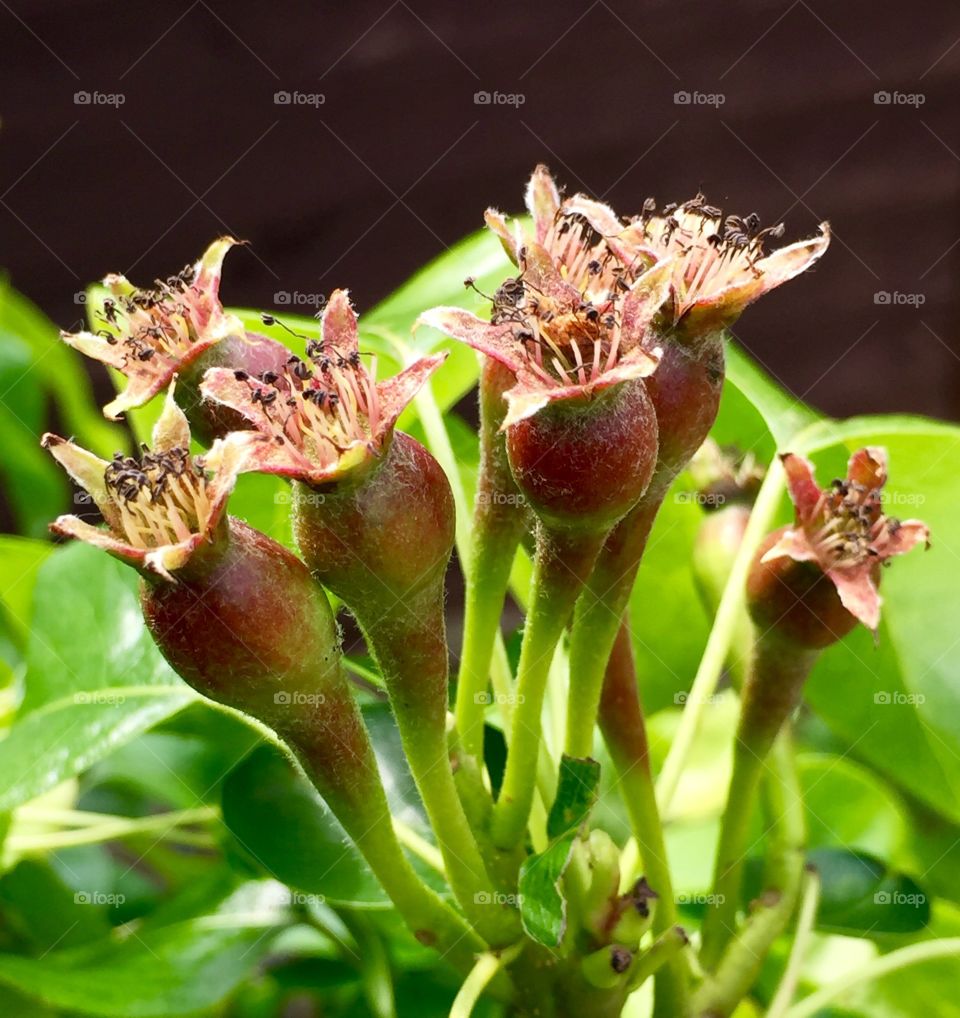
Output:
(643, 334), (725, 496)
(746, 527), (865, 650)
(178, 331), (291, 444)
(293, 431), (455, 604)
(140, 519), (369, 790)
(506, 378), (659, 534)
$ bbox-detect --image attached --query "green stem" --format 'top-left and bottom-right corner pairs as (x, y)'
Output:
(700, 636), (816, 970)
(359, 592), (520, 946)
(693, 727), (807, 1016)
(454, 358), (527, 763)
(288, 671), (486, 978)
(766, 865), (821, 1018)
(565, 493), (662, 759)
(599, 620), (689, 1018)
(628, 926), (691, 991)
(491, 526), (604, 850)
(457, 507), (526, 760)
(656, 458), (785, 814)
(784, 938), (960, 1018)
(450, 943), (525, 1018)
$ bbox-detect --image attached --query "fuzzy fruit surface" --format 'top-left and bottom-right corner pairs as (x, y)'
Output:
(139, 518), (367, 784)
(293, 431), (455, 605)
(644, 332), (725, 489)
(177, 331), (291, 444)
(478, 358), (527, 527)
(506, 378), (658, 533)
(747, 527), (864, 649)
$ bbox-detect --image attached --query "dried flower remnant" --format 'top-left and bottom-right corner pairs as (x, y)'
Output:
(61, 238), (289, 436)
(569, 191), (831, 334)
(43, 384), (240, 581)
(201, 289), (444, 485)
(751, 448), (930, 638)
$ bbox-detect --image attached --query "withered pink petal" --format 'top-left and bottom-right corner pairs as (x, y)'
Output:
(152, 383), (191, 452)
(827, 565), (882, 631)
(212, 427), (369, 488)
(875, 519), (931, 558)
(48, 514), (162, 575)
(619, 259), (674, 347)
(518, 242), (580, 306)
(194, 236), (241, 295)
(321, 289), (360, 355)
(484, 208), (521, 264)
(561, 194), (624, 240)
(760, 527), (821, 566)
(500, 350), (658, 429)
(703, 224), (831, 320)
(200, 367), (276, 432)
(780, 453), (824, 524)
(525, 165), (561, 243)
(847, 446), (887, 491)
(375, 352), (447, 435)
(414, 307), (524, 374)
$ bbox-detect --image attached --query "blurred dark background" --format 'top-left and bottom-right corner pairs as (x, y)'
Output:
(2, 0), (959, 420)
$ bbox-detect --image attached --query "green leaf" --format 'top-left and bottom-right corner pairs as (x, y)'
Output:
(797, 753), (909, 862)
(519, 754), (601, 947)
(0, 858), (110, 952)
(0, 881), (285, 1016)
(723, 341), (819, 446)
(0, 542), (196, 810)
(0, 688), (195, 813)
(811, 847), (931, 935)
(23, 542), (186, 711)
(0, 278), (119, 457)
(0, 536), (53, 644)
(365, 229), (511, 333)
(547, 755), (601, 840)
(517, 836), (578, 948)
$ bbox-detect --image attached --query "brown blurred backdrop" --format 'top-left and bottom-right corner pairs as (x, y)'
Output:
(2, 0), (959, 420)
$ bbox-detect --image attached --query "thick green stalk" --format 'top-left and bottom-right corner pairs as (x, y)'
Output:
(455, 359), (527, 761)
(598, 620), (689, 1018)
(693, 728), (806, 1017)
(357, 588), (521, 946)
(275, 670), (487, 979)
(491, 526), (604, 850)
(700, 633), (818, 968)
(565, 483), (666, 759)
(457, 508), (526, 759)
